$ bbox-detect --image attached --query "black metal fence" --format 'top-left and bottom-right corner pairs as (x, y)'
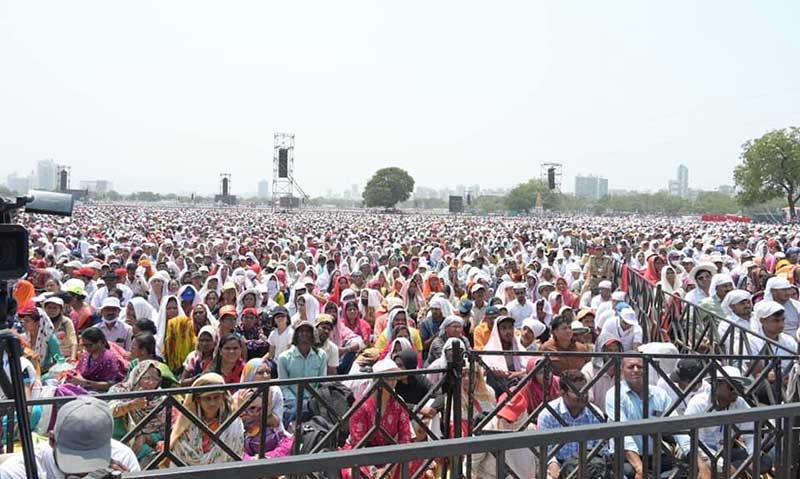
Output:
(124, 401), (800, 479)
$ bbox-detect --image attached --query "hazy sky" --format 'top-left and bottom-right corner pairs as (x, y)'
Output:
(1, 1), (798, 196)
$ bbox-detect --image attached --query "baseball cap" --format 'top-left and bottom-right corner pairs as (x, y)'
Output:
(53, 396), (113, 474)
(470, 283), (486, 294)
(485, 305), (500, 316)
(570, 320), (591, 335)
(714, 365), (754, 388)
(63, 279), (87, 297)
(219, 305), (238, 319)
(43, 296), (65, 308)
(100, 297), (121, 310)
(315, 314), (335, 326)
(620, 308), (638, 326)
(598, 280), (612, 289)
(458, 300), (474, 314)
(241, 307), (259, 317)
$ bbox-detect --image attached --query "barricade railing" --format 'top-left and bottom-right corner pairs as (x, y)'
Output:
(615, 261), (797, 357)
(465, 349), (795, 478)
(0, 366), (451, 474)
(125, 401), (800, 479)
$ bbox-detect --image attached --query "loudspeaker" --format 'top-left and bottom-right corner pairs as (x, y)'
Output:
(59, 170), (68, 191)
(278, 149), (288, 178)
(449, 195), (464, 213)
(547, 167), (556, 190)
(222, 178), (229, 197)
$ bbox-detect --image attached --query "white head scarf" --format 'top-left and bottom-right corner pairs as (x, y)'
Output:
(482, 316), (524, 372)
(156, 295), (185, 350)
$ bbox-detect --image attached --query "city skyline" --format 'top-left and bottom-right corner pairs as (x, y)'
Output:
(2, 2), (798, 197)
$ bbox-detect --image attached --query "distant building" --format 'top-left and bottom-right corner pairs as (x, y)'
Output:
(608, 188), (631, 196)
(36, 158), (57, 190)
(6, 172), (31, 193)
(257, 179), (270, 199)
(574, 175), (608, 200)
(80, 180), (113, 193)
(668, 164), (690, 198)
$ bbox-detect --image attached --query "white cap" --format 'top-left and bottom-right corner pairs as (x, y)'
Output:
(598, 280), (612, 289)
(767, 277), (792, 291)
(100, 297), (121, 310)
(715, 366), (754, 387)
(88, 261), (103, 270)
(611, 291), (626, 301)
(620, 308), (638, 325)
(470, 283), (486, 293)
(570, 320), (591, 335)
(754, 300), (784, 320)
(43, 296), (65, 308)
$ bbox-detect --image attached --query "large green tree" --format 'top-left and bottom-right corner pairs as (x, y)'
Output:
(734, 127), (800, 220)
(504, 179), (559, 212)
(362, 167), (415, 209)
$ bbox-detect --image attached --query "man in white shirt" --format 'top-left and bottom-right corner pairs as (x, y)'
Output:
(0, 396), (139, 479)
(506, 283), (534, 329)
(315, 314), (340, 375)
(600, 307), (643, 352)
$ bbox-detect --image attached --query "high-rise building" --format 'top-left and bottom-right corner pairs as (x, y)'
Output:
(668, 164), (690, 198)
(257, 179), (270, 199)
(6, 172), (31, 193)
(36, 158), (57, 190)
(574, 175), (608, 200)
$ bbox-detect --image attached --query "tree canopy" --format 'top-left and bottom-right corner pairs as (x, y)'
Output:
(734, 127), (800, 220)
(504, 179), (559, 212)
(362, 167), (415, 209)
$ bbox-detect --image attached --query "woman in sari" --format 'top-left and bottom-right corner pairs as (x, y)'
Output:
(162, 296), (195, 372)
(340, 299), (372, 345)
(399, 278), (424, 321)
(523, 356), (561, 417)
(147, 272), (169, 311)
(69, 328), (124, 392)
(124, 297), (157, 329)
(212, 333), (245, 383)
(234, 358), (287, 457)
(18, 302), (62, 374)
(109, 360), (165, 466)
(555, 276), (579, 310)
(374, 307), (424, 353)
(343, 358), (422, 479)
(180, 325), (217, 386)
(169, 373), (244, 467)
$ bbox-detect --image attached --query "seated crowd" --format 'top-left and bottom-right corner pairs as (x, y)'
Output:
(1, 208), (799, 478)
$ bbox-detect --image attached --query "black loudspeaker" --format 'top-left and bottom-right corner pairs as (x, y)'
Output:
(278, 149), (288, 178)
(279, 196), (300, 208)
(59, 170), (68, 191)
(449, 195), (464, 213)
(547, 167), (556, 190)
(222, 178), (229, 197)
(467, 193), (472, 206)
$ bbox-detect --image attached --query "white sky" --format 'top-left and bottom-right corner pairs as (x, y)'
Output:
(1, 1), (798, 195)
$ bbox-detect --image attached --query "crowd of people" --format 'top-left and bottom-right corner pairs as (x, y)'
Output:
(1, 205), (799, 478)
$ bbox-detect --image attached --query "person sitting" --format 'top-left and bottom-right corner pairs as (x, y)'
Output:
(235, 358), (287, 457)
(69, 327), (124, 392)
(108, 359), (165, 466)
(180, 325), (217, 386)
(520, 317), (546, 352)
(539, 315), (589, 374)
(581, 332), (623, 408)
(481, 315), (527, 393)
(18, 301), (63, 374)
(236, 307), (270, 360)
(43, 296), (78, 363)
(676, 366), (773, 478)
(314, 314), (340, 375)
(277, 320), (328, 428)
(425, 315), (468, 367)
(96, 297), (134, 350)
(343, 357), (422, 479)
(537, 369), (604, 479)
(524, 356), (561, 415)
(212, 333), (246, 383)
(600, 306), (643, 352)
(472, 305), (500, 350)
(374, 307), (423, 353)
(169, 373), (244, 466)
(0, 396), (140, 478)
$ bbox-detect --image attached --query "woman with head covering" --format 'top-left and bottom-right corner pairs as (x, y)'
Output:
(18, 302), (62, 374)
(398, 278), (424, 321)
(342, 358), (422, 479)
(169, 373), (244, 466)
(124, 297), (157, 329)
(180, 325), (217, 386)
(146, 272), (170, 311)
(523, 356), (561, 416)
(658, 265), (684, 295)
(162, 296), (196, 372)
(581, 332), (622, 408)
(235, 358), (287, 457)
(642, 254), (665, 285)
(374, 307), (424, 353)
(340, 299), (373, 345)
(108, 359), (165, 466)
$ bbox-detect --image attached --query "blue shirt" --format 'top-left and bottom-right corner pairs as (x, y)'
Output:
(605, 381), (672, 455)
(537, 397), (604, 462)
(277, 345), (327, 401)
